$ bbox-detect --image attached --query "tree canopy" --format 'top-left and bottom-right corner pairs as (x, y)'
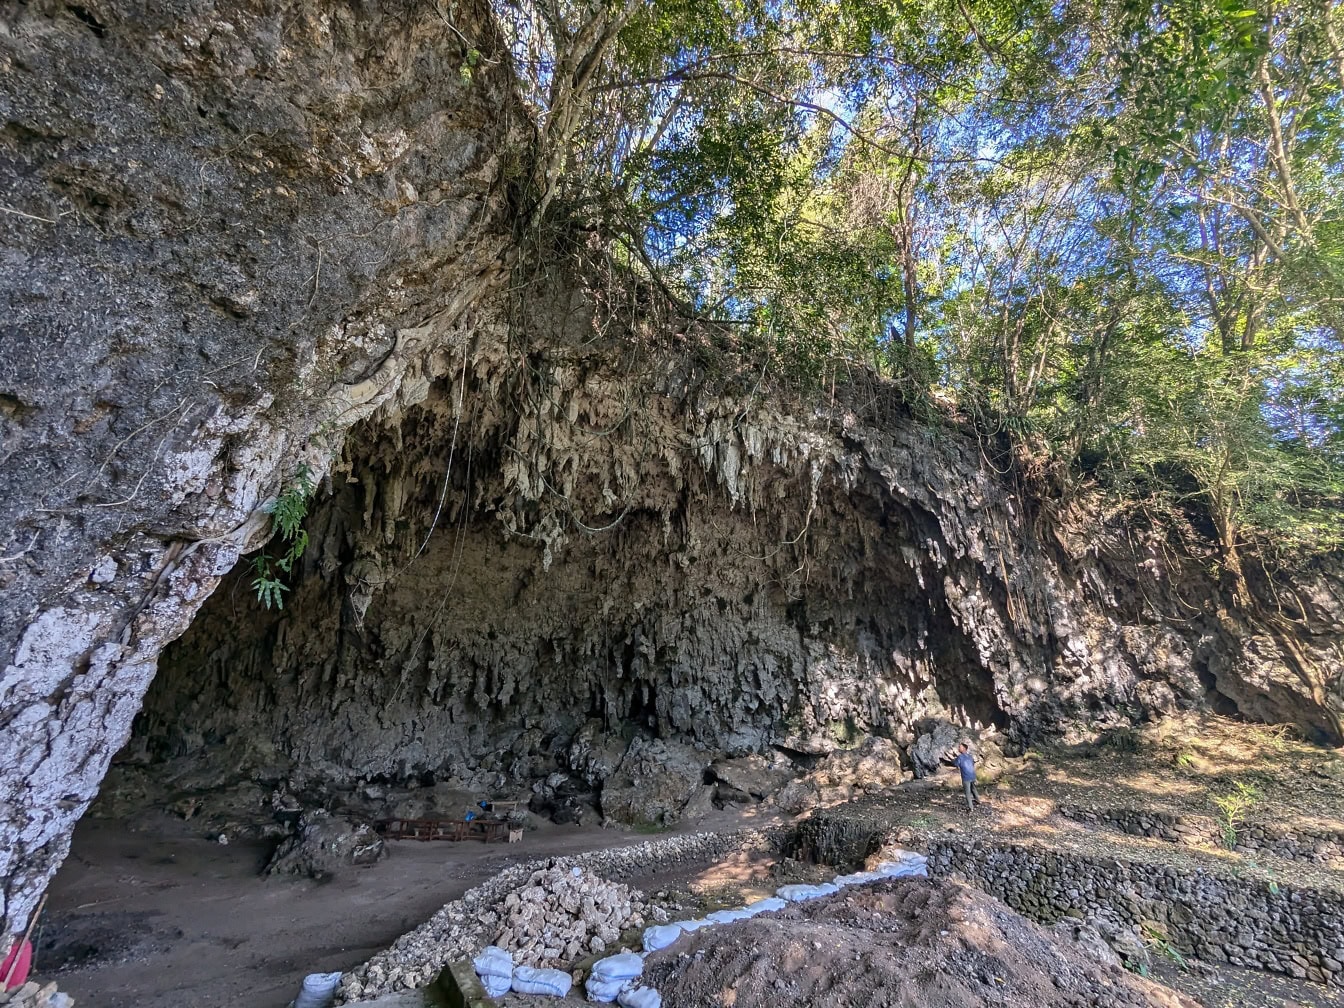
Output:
(490, 0), (1344, 591)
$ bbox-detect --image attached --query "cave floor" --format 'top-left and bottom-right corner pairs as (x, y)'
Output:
(37, 805), (781, 1008)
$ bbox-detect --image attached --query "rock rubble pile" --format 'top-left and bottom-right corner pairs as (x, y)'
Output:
(0, 982), (74, 1008)
(494, 865), (666, 967)
(335, 829), (774, 1004)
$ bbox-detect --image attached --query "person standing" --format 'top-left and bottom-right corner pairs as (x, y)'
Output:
(955, 741), (980, 813)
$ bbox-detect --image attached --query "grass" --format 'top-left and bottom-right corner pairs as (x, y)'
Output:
(1210, 780), (1261, 849)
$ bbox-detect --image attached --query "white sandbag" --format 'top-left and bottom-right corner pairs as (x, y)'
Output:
(744, 896), (786, 915)
(776, 883), (837, 902)
(674, 918), (710, 933)
(512, 965), (573, 997)
(618, 985), (663, 1008)
(642, 924), (682, 952)
(481, 973), (512, 998)
(294, 972), (342, 1008)
(473, 945), (514, 979)
(585, 975), (628, 1002)
(706, 908), (753, 924)
(591, 952), (644, 983)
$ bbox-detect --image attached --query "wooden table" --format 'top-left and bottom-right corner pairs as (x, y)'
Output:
(376, 817), (508, 843)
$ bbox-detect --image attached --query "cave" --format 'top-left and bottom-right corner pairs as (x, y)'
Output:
(3, 1), (1343, 1005)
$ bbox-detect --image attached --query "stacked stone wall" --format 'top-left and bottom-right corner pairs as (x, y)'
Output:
(1058, 805), (1344, 866)
(928, 838), (1344, 985)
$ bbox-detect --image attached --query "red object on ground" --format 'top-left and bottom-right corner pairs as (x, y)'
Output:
(1, 938), (32, 990)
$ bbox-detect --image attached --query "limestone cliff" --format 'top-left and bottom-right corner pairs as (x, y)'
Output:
(1, 0), (1341, 946)
(0, 0), (516, 938)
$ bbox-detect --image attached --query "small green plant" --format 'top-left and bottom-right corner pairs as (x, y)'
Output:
(1174, 750), (1197, 771)
(252, 464), (315, 610)
(1210, 779), (1261, 849)
(459, 47), (481, 83)
(1140, 922), (1188, 970)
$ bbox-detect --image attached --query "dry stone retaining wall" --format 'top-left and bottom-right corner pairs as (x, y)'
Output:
(1057, 804), (1344, 866)
(927, 837), (1344, 985)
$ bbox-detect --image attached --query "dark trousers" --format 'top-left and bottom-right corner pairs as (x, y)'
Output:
(963, 779), (980, 811)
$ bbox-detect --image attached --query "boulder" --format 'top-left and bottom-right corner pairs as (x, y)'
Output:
(775, 778), (823, 815)
(709, 754), (796, 799)
(773, 738), (908, 814)
(1052, 919), (1123, 969)
(265, 811), (385, 879)
(599, 736), (707, 828)
(908, 720), (1007, 782)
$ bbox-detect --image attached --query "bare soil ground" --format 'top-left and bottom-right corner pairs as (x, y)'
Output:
(37, 806), (774, 1008)
(645, 876), (1199, 1008)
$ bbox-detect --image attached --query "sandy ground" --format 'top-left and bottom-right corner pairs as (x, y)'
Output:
(37, 807), (775, 1008)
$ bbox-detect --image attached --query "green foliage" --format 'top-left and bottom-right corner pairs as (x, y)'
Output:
(498, 0), (1344, 563)
(1140, 921), (1189, 971)
(459, 47), (481, 83)
(252, 464), (315, 610)
(1211, 779), (1261, 849)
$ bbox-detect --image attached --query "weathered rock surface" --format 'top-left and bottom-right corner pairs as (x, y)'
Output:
(0, 0), (516, 936)
(709, 754), (796, 802)
(909, 719), (1008, 781)
(265, 811), (385, 879)
(775, 738), (912, 814)
(600, 736), (708, 829)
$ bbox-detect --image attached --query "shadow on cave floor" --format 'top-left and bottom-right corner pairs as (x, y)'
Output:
(39, 804), (784, 1008)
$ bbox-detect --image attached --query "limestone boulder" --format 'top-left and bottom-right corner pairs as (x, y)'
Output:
(1051, 918), (1123, 969)
(599, 736), (707, 828)
(265, 812), (385, 879)
(709, 754), (796, 801)
(773, 738), (909, 814)
(909, 720), (1007, 782)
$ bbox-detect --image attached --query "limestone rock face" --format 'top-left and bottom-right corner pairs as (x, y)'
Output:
(0, 0), (515, 936)
(599, 737), (708, 829)
(910, 720), (1007, 781)
(2, 0), (1343, 948)
(775, 738), (912, 814)
(710, 755), (796, 802)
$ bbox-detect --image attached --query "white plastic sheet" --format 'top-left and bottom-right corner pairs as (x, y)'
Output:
(673, 918), (710, 933)
(705, 908), (754, 924)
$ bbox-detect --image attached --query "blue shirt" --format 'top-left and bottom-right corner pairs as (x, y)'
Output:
(955, 752), (976, 782)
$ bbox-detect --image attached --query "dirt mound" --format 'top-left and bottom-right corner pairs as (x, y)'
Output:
(644, 877), (1199, 1008)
